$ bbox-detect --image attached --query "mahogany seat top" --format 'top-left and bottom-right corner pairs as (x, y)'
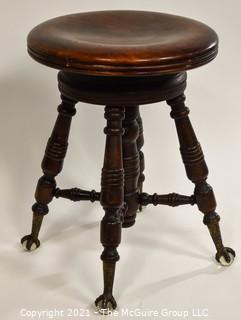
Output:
(28, 10), (218, 77)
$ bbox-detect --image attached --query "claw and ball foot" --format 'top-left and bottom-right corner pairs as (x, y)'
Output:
(95, 294), (117, 315)
(216, 247), (235, 266)
(21, 234), (40, 251)
(95, 258), (118, 315)
(203, 211), (236, 267)
(21, 210), (44, 251)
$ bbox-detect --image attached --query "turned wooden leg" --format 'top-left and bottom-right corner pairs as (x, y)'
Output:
(136, 107), (145, 211)
(122, 106), (140, 227)
(167, 94), (235, 266)
(95, 106), (125, 313)
(21, 95), (76, 251)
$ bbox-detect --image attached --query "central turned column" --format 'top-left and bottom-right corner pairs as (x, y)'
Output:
(122, 106), (140, 227)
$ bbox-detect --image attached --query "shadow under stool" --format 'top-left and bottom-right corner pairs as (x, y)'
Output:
(21, 10), (235, 313)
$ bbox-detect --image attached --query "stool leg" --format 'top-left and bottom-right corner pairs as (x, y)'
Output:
(167, 94), (235, 266)
(21, 95), (76, 251)
(95, 106), (125, 313)
(122, 106), (140, 227)
(136, 107), (145, 211)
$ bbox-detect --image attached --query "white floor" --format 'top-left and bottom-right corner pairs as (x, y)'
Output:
(1, 1), (241, 319)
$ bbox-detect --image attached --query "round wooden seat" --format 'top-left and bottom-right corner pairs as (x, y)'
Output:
(27, 10), (218, 76)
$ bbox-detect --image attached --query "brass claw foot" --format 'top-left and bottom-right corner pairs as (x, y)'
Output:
(216, 247), (236, 266)
(21, 235), (40, 251)
(95, 294), (117, 315)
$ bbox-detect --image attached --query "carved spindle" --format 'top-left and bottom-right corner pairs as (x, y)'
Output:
(136, 107), (145, 211)
(54, 188), (100, 202)
(167, 94), (235, 264)
(122, 106), (140, 227)
(21, 95), (76, 251)
(139, 192), (196, 207)
(95, 106), (125, 312)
